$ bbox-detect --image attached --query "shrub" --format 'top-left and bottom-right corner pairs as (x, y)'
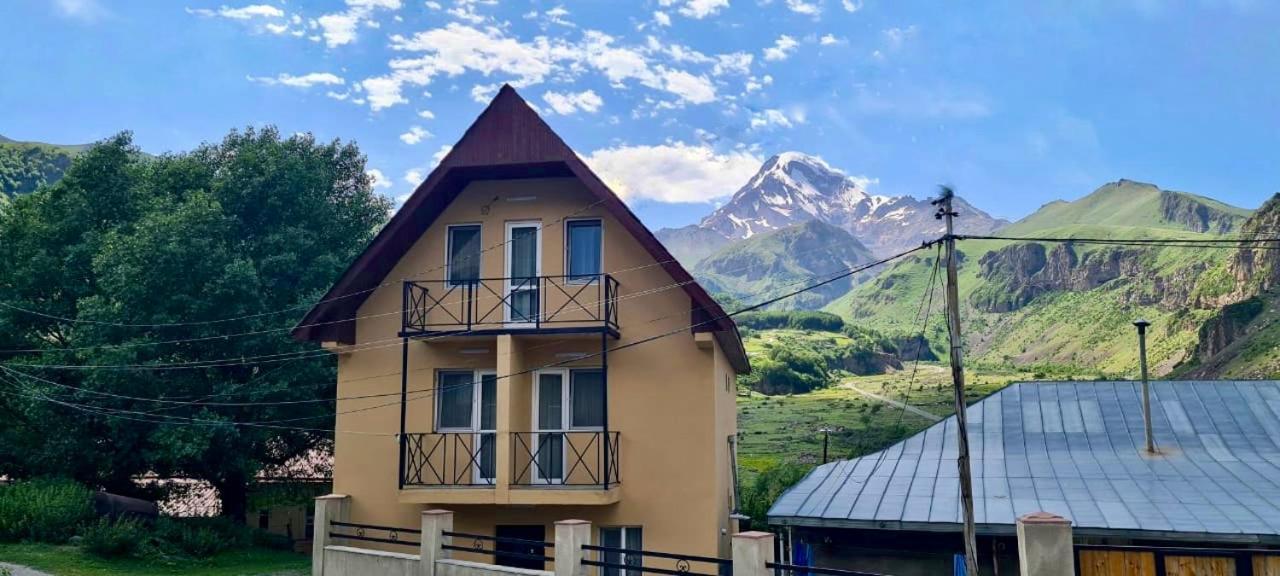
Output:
(153, 516), (253, 558)
(81, 517), (147, 558)
(0, 478), (95, 543)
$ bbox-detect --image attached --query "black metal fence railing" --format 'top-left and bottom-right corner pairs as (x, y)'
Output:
(442, 530), (555, 566)
(329, 521), (421, 549)
(511, 431), (620, 488)
(402, 274), (620, 335)
(766, 562), (887, 576)
(583, 544), (732, 576)
(401, 432), (497, 488)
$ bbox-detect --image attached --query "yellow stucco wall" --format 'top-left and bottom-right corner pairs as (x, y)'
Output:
(327, 177), (740, 561)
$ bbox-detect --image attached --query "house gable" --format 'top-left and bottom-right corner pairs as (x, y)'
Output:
(291, 85), (748, 373)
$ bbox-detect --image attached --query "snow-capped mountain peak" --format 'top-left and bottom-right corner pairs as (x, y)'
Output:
(696, 152), (1007, 253)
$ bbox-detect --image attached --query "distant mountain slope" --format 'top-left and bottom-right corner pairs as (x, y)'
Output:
(695, 220), (875, 310)
(827, 179), (1266, 378)
(0, 135), (91, 197)
(1003, 179), (1249, 236)
(695, 152), (1008, 256)
(654, 224), (732, 268)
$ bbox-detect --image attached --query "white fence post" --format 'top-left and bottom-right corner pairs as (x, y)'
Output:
(732, 531), (775, 576)
(555, 519), (592, 576)
(420, 509), (454, 576)
(1017, 511), (1074, 576)
(312, 494), (350, 576)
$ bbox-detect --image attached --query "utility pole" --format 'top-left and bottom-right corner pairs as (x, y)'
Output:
(933, 186), (979, 576)
(1134, 319), (1156, 454)
(819, 427), (832, 464)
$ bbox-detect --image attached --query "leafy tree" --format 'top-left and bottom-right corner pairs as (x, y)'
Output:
(0, 129), (390, 521)
(740, 462), (811, 531)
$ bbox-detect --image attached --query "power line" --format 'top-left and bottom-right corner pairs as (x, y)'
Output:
(0, 198), (610, 330)
(958, 233), (1280, 249)
(0, 244), (932, 434)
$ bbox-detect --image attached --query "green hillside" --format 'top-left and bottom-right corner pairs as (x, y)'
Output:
(827, 180), (1265, 379)
(1003, 179), (1249, 236)
(0, 135), (90, 197)
(695, 220), (875, 310)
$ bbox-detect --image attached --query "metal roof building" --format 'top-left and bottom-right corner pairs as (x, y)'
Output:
(769, 380), (1280, 544)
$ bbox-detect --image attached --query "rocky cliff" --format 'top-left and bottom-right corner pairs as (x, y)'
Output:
(970, 242), (1146, 313)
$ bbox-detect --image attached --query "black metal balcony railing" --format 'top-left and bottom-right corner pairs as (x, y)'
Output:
(512, 431), (620, 488)
(401, 432), (496, 488)
(402, 274), (619, 335)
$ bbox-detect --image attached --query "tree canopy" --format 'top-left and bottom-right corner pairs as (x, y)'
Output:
(0, 128), (391, 520)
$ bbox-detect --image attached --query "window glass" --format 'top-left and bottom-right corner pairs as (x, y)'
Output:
(570, 369), (605, 429)
(567, 220), (602, 281)
(448, 226), (482, 285)
(437, 371), (474, 429)
(537, 372), (564, 431)
(480, 373), (497, 431)
(599, 527), (642, 576)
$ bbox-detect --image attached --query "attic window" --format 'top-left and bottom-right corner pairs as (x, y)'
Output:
(566, 220), (602, 282)
(447, 225), (482, 286)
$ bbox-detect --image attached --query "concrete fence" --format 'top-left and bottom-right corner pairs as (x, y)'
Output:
(313, 496), (1074, 576)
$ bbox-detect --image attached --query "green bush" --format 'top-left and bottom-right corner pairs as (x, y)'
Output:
(740, 462), (811, 531)
(0, 478), (95, 543)
(153, 516), (253, 558)
(81, 517), (147, 558)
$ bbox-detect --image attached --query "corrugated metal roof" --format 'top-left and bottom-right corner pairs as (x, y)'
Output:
(767, 381), (1280, 542)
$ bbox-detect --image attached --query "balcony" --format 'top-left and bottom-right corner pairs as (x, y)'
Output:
(399, 431), (620, 506)
(401, 274), (620, 338)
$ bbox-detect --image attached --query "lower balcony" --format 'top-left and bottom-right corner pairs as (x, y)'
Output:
(398, 431), (620, 506)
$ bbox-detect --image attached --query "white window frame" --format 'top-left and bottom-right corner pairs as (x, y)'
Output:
(433, 369), (498, 484)
(445, 224), (483, 288)
(564, 218), (603, 285)
(504, 220), (542, 325)
(531, 368), (604, 484)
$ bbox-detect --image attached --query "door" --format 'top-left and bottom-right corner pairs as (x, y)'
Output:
(495, 525), (547, 569)
(533, 370), (565, 483)
(476, 371), (497, 483)
(436, 369), (496, 484)
(505, 221), (541, 324)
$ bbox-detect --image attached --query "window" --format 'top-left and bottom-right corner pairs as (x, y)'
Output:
(436, 370), (475, 430)
(599, 526), (643, 576)
(566, 220), (602, 282)
(447, 225), (482, 286)
(570, 369), (605, 428)
(435, 370), (497, 482)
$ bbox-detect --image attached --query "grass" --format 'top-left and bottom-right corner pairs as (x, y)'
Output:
(735, 363), (1033, 482)
(0, 543), (307, 576)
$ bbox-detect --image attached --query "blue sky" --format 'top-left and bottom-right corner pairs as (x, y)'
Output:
(3, 0), (1278, 230)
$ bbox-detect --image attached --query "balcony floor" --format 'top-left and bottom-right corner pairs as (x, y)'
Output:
(398, 485), (620, 506)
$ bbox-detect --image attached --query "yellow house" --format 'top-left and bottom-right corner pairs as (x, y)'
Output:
(293, 85), (750, 565)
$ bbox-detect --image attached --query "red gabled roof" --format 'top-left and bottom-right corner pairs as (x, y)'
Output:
(291, 85), (748, 373)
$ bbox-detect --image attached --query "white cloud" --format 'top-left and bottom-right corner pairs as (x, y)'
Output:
(763, 35), (799, 61)
(744, 74), (773, 93)
(315, 0), (401, 47)
(882, 25), (918, 50)
(403, 169), (425, 184)
(658, 69), (716, 104)
(470, 83), (501, 103)
(665, 0), (729, 19)
(784, 0), (821, 16)
(215, 4), (284, 19)
(360, 76), (409, 110)
(366, 168), (393, 189)
(417, 110), (435, 119)
(431, 145), (453, 166)
(749, 108), (799, 130)
(54, 0), (108, 21)
(819, 34), (844, 46)
(712, 52), (753, 76)
(248, 72), (345, 88)
(542, 90), (604, 115)
(842, 0), (862, 11)
(653, 11), (671, 26)
(851, 85), (991, 119)
(584, 142), (761, 204)
(399, 126), (432, 145)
